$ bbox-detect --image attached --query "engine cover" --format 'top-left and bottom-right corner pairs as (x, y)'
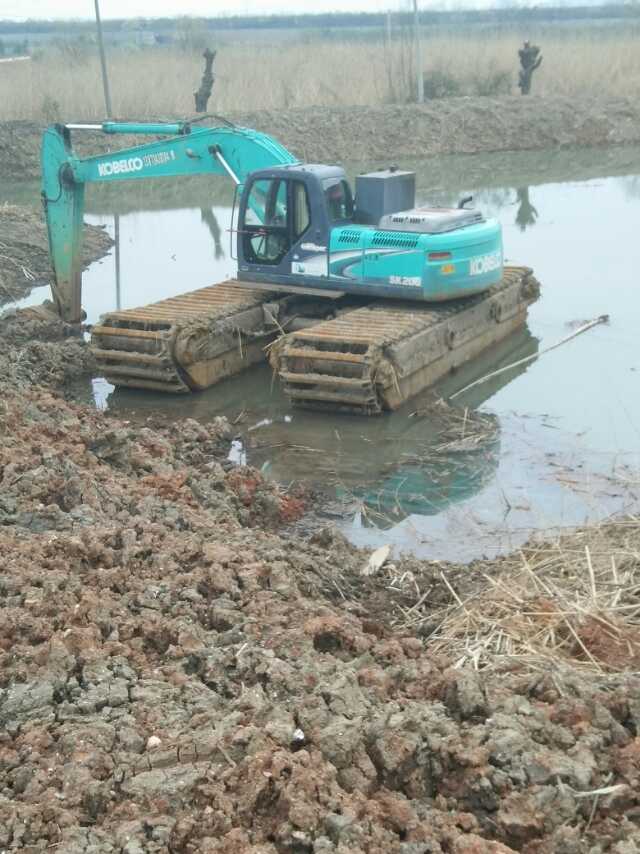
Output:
(379, 206), (484, 234)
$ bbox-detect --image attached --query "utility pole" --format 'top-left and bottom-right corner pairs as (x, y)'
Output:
(94, 0), (113, 117)
(384, 11), (393, 100)
(93, 0), (118, 310)
(114, 216), (121, 310)
(413, 0), (424, 104)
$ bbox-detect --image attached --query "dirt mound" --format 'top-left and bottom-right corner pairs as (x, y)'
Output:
(0, 203), (113, 304)
(3, 95), (640, 183)
(0, 307), (97, 390)
(1, 316), (640, 852)
(234, 95), (640, 165)
(0, 119), (39, 181)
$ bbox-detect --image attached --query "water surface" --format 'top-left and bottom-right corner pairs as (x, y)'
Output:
(5, 146), (639, 560)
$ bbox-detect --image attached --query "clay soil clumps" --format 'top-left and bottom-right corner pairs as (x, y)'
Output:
(1, 312), (640, 853)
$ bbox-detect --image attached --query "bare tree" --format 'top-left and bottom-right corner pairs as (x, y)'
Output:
(194, 48), (217, 112)
(518, 40), (543, 95)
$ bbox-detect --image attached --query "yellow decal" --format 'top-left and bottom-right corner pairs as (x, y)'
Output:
(440, 263), (455, 275)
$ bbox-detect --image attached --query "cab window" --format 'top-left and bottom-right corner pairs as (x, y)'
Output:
(243, 177), (289, 266)
(293, 181), (311, 238)
(323, 177), (354, 222)
(245, 178), (287, 226)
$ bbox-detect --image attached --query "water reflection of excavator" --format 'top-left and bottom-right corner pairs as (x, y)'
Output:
(102, 322), (539, 526)
(42, 120), (539, 412)
(238, 325), (538, 526)
(348, 325), (539, 526)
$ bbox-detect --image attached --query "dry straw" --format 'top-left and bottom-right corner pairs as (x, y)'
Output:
(418, 518), (640, 674)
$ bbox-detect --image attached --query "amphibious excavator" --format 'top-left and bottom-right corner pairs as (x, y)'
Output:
(42, 119), (539, 413)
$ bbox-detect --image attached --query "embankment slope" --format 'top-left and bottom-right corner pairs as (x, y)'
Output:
(2, 94), (639, 181)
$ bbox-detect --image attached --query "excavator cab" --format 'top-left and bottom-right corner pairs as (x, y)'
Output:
(238, 164), (352, 284)
(237, 161), (503, 301)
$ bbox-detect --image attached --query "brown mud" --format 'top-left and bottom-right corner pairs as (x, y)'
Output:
(0, 204), (113, 304)
(2, 95), (640, 182)
(1, 310), (640, 853)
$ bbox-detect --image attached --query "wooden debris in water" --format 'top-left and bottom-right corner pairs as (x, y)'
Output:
(450, 314), (610, 400)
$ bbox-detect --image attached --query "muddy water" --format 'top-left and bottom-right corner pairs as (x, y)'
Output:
(5, 147), (640, 560)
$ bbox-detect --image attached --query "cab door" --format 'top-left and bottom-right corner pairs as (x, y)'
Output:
(241, 177), (291, 270)
(289, 179), (329, 279)
(239, 175), (325, 280)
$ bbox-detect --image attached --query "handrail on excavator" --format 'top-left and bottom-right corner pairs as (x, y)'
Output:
(64, 121), (192, 135)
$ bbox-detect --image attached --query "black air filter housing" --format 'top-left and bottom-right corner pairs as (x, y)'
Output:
(355, 169), (416, 225)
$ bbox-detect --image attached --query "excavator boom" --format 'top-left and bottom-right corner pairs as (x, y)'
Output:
(41, 121), (297, 321)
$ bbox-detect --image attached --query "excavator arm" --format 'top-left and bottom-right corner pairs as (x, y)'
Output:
(41, 120), (298, 322)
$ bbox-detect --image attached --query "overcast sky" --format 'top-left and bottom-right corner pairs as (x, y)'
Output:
(0, 0), (415, 20)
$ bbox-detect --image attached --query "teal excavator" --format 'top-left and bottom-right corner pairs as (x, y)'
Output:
(43, 119), (503, 320)
(41, 120), (538, 410)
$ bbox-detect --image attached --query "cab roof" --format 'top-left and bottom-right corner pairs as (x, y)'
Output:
(248, 163), (346, 181)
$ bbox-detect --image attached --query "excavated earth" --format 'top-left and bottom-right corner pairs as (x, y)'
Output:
(0, 204), (113, 304)
(1, 309), (640, 853)
(2, 95), (640, 181)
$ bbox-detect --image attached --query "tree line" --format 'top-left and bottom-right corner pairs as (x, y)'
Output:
(0, 4), (639, 36)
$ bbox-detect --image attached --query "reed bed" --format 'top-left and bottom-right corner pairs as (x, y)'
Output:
(1, 27), (639, 121)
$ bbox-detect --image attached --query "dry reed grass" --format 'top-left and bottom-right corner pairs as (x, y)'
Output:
(417, 517), (640, 675)
(1, 28), (639, 121)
